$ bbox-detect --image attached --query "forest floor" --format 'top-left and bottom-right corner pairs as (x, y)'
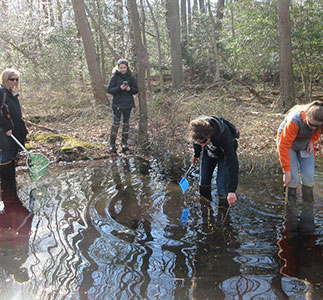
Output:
(17, 82), (323, 176)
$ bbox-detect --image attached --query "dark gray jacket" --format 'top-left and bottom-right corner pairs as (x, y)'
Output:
(193, 115), (239, 193)
(107, 70), (138, 110)
(0, 87), (28, 151)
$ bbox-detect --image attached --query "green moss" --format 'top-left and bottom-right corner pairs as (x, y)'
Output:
(29, 133), (102, 155)
(29, 134), (67, 143)
(60, 139), (100, 153)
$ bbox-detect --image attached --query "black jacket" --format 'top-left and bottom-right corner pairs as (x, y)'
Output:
(0, 87), (28, 151)
(107, 70), (138, 110)
(193, 115), (239, 193)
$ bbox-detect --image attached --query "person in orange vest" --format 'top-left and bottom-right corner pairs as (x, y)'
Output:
(277, 101), (323, 236)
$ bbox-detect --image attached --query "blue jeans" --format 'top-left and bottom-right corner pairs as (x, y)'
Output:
(289, 148), (315, 187)
(0, 150), (18, 164)
(112, 107), (132, 126)
(200, 150), (228, 197)
(276, 138), (315, 187)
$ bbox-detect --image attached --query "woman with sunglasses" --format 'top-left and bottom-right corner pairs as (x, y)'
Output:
(189, 116), (239, 208)
(277, 100), (323, 236)
(0, 68), (28, 195)
(107, 59), (138, 153)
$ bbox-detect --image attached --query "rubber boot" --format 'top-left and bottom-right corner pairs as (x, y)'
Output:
(283, 186), (299, 238)
(199, 184), (212, 202)
(299, 185), (315, 234)
(122, 123), (130, 152)
(109, 124), (119, 153)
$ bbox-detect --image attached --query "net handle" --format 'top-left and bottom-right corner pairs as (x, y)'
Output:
(10, 134), (30, 155)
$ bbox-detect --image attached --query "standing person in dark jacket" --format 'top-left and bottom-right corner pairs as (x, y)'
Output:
(107, 59), (138, 153)
(0, 68), (28, 204)
(189, 116), (239, 208)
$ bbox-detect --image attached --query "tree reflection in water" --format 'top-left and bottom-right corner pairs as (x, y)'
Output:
(0, 157), (321, 299)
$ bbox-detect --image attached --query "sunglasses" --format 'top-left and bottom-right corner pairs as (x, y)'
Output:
(308, 120), (322, 128)
(8, 78), (19, 82)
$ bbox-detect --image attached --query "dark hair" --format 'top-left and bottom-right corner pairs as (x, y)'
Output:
(117, 59), (129, 67)
(189, 118), (214, 142)
(306, 100), (323, 122)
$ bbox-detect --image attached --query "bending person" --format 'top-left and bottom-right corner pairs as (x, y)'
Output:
(189, 115), (239, 208)
(277, 101), (323, 236)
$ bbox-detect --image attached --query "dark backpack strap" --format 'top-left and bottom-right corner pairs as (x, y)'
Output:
(0, 90), (6, 109)
(0, 91), (14, 128)
(0, 91), (6, 119)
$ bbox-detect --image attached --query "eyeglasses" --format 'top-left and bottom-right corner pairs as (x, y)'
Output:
(8, 78), (19, 82)
(308, 120), (322, 128)
(196, 138), (208, 145)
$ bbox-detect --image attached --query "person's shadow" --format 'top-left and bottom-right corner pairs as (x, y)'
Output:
(0, 171), (33, 283)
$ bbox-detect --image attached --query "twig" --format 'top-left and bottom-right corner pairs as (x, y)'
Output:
(222, 206), (230, 224)
(25, 120), (59, 133)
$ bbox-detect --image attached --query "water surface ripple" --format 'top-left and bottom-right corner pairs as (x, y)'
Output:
(0, 156), (321, 299)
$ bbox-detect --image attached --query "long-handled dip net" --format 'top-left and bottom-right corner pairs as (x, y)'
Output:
(11, 134), (50, 180)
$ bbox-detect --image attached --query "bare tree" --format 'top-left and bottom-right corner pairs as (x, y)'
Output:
(199, 0), (205, 13)
(140, 0), (152, 90)
(187, 0), (192, 35)
(165, 0), (184, 88)
(278, 0), (295, 110)
(56, 0), (63, 29)
(181, 0), (187, 45)
(146, 0), (164, 87)
(229, 0), (235, 38)
(128, 0), (148, 147)
(71, 0), (107, 105)
(207, 0), (220, 80)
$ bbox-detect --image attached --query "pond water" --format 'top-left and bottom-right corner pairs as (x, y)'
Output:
(0, 156), (322, 300)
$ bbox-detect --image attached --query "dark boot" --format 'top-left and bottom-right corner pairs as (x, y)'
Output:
(283, 186), (299, 238)
(122, 123), (130, 152)
(218, 196), (229, 209)
(10, 159), (16, 184)
(199, 184), (212, 202)
(109, 124), (119, 153)
(299, 185), (315, 234)
(0, 160), (17, 205)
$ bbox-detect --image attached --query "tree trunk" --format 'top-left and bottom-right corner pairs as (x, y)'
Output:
(1, 0), (8, 21)
(71, 0), (107, 105)
(229, 0), (235, 38)
(181, 0), (187, 45)
(140, 0), (152, 90)
(199, 0), (205, 13)
(114, 0), (125, 56)
(56, 0), (63, 29)
(207, 0), (220, 80)
(83, 2), (119, 60)
(187, 0), (192, 35)
(278, 0), (295, 110)
(95, 0), (106, 81)
(42, 0), (49, 27)
(146, 0), (164, 87)
(165, 0), (184, 88)
(128, 0), (148, 147)
(48, 0), (55, 27)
